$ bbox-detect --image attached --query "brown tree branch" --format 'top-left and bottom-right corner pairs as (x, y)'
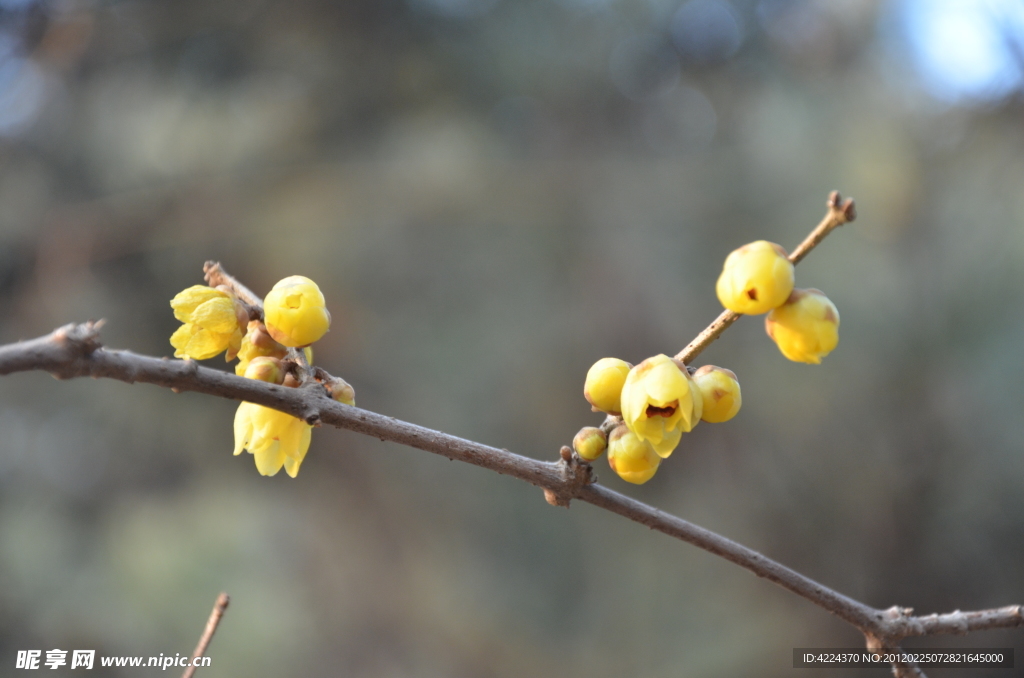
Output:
(2, 193), (1014, 678)
(181, 592), (229, 678)
(674, 190), (856, 365)
(0, 321), (1020, 671)
(881, 604), (1024, 638)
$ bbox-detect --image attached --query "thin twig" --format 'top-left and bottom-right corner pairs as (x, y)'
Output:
(788, 191), (857, 265)
(204, 262), (261, 309)
(181, 592), (229, 678)
(0, 322), (1020, 659)
(674, 190), (856, 365)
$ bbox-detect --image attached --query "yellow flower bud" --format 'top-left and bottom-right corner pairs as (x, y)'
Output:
(715, 240), (795, 315)
(169, 285), (245, 360)
(263, 276), (331, 348)
(244, 357), (285, 384)
(765, 289), (839, 364)
(234, 321), (288, 376)
(692, 365), (741, 423)
(583, 357), (631, 415)
(233, 402), (312, 478)
(607, 425), (661, 485)
(326, 375), (356, 406)
(573, 426), (607, 461)
(620, 354), (702, 458)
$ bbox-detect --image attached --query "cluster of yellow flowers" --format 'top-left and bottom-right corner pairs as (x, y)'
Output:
(170, 276), (353, 478)
(577, 355), (740, 484)
(574, 239), (838, 485)
(716, 240), (839, 364)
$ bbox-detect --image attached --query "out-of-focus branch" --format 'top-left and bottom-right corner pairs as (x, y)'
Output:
(0, 322), (1020, 678)
(674, 190), (856, 365)
(181, 592), (229, 678)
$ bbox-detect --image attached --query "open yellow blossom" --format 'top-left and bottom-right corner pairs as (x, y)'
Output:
(607, 425), (661, 485)
(765, 288), (839, 364)
(263, 276), (331, 347)
(232, 358), (312, 478)
(170, 285), (245, 360)
(693, 365), (742, 423)
(620, 354), (702, 458)
(583, 357), (631, 415)
(233, 404), (312, 478)
(716, 240), (795, 315)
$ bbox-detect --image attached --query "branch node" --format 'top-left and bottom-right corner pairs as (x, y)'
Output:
(544, 448), (596, 508)
(599, 415), (621, 436)
(52, 320), (104, 356)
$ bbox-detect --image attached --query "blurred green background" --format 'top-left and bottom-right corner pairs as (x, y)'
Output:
(1, 0), (1023, 675)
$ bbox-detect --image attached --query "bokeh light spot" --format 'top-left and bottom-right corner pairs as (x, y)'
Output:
(0, 57), (46, 136)
(896, 0), (1024, 103)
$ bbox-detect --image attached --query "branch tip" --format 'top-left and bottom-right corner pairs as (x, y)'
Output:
(181, 592), (229, 678)
(841, 198), (856, 222)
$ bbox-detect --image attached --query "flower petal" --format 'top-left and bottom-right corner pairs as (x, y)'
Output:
(183, 329), (228, 360)
(651, 428), (682, 458)
(233, 403), (254, 456)
(171, 286), (226, 323)
(192, 297), (240, 334)
(170, 323), (195, 354)
(253, 440), (286, 476)
(283, 424), (313, 478)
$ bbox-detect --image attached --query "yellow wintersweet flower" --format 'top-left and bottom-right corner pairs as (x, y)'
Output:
(232, 358), (312, 478)
(233, 403), (312, 478)
(716, 240), (795, 315)
(607, 425), (661, 485)
(583, 357), (631, 415)
(620, 354), (702, 458)
(765, 288), (839, 364)
(263, 276), (331, 348)
(693, 365), (742, 423)
(170, 285), (244, 360)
